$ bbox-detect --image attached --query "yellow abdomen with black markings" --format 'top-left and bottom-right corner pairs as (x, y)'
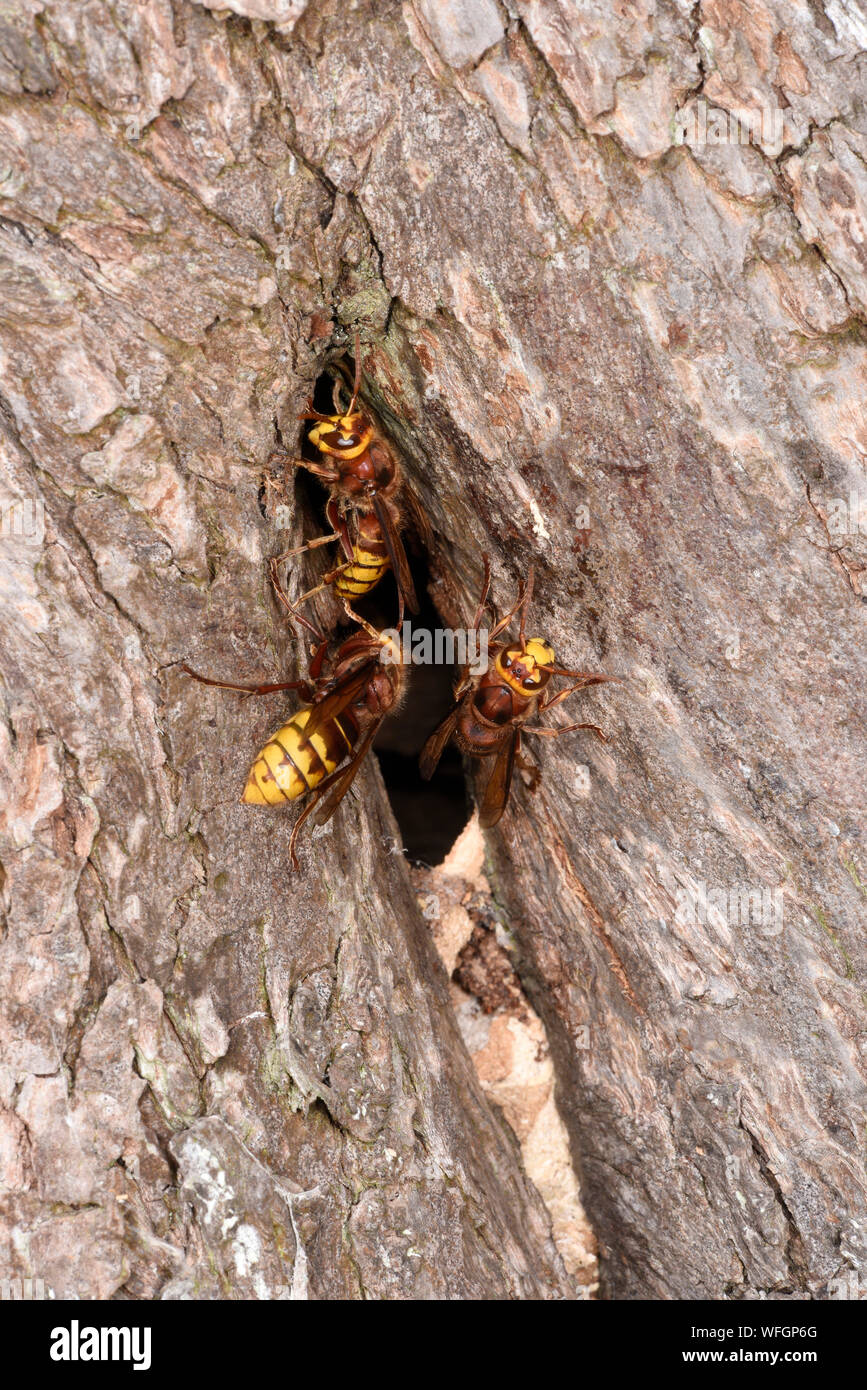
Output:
(242, 706), (356, 806)
(334, 541), (390, 601)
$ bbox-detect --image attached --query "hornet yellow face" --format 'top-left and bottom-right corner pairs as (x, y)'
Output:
(308, 412), (373, 460)
(495, 638), (556, 694)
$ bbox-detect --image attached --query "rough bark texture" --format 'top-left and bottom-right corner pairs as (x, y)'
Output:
(1, 0), (866, 1300)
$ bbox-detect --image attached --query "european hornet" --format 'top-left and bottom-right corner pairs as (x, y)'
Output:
(182, 604), (404, 870)
(270, 335), (427, 631)
(420, 558), (615, 827)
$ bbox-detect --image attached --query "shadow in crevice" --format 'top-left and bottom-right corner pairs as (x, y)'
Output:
(374, 553), (471, 867)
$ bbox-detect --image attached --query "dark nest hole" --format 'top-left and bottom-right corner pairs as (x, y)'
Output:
(373, 571), (470, 867)
(289, 362), (471, 866)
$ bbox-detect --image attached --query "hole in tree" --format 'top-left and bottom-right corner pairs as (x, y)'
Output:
(287, 365), (346, 537)
(374, 554), (471, 867)
(295, 363), (471, 866)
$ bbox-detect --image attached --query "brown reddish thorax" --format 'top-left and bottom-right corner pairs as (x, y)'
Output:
(474, 678), (523, 725)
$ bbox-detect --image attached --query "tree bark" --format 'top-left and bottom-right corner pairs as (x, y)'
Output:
(1, 0), (865, 1300)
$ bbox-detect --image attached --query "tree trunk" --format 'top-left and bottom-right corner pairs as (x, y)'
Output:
(1, 0), (865, 1300)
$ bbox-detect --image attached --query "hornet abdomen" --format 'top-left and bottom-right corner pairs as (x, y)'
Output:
(242, 706), (357, 806)
(333, 540), (390, 600)
(327, 501), (390, 601)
